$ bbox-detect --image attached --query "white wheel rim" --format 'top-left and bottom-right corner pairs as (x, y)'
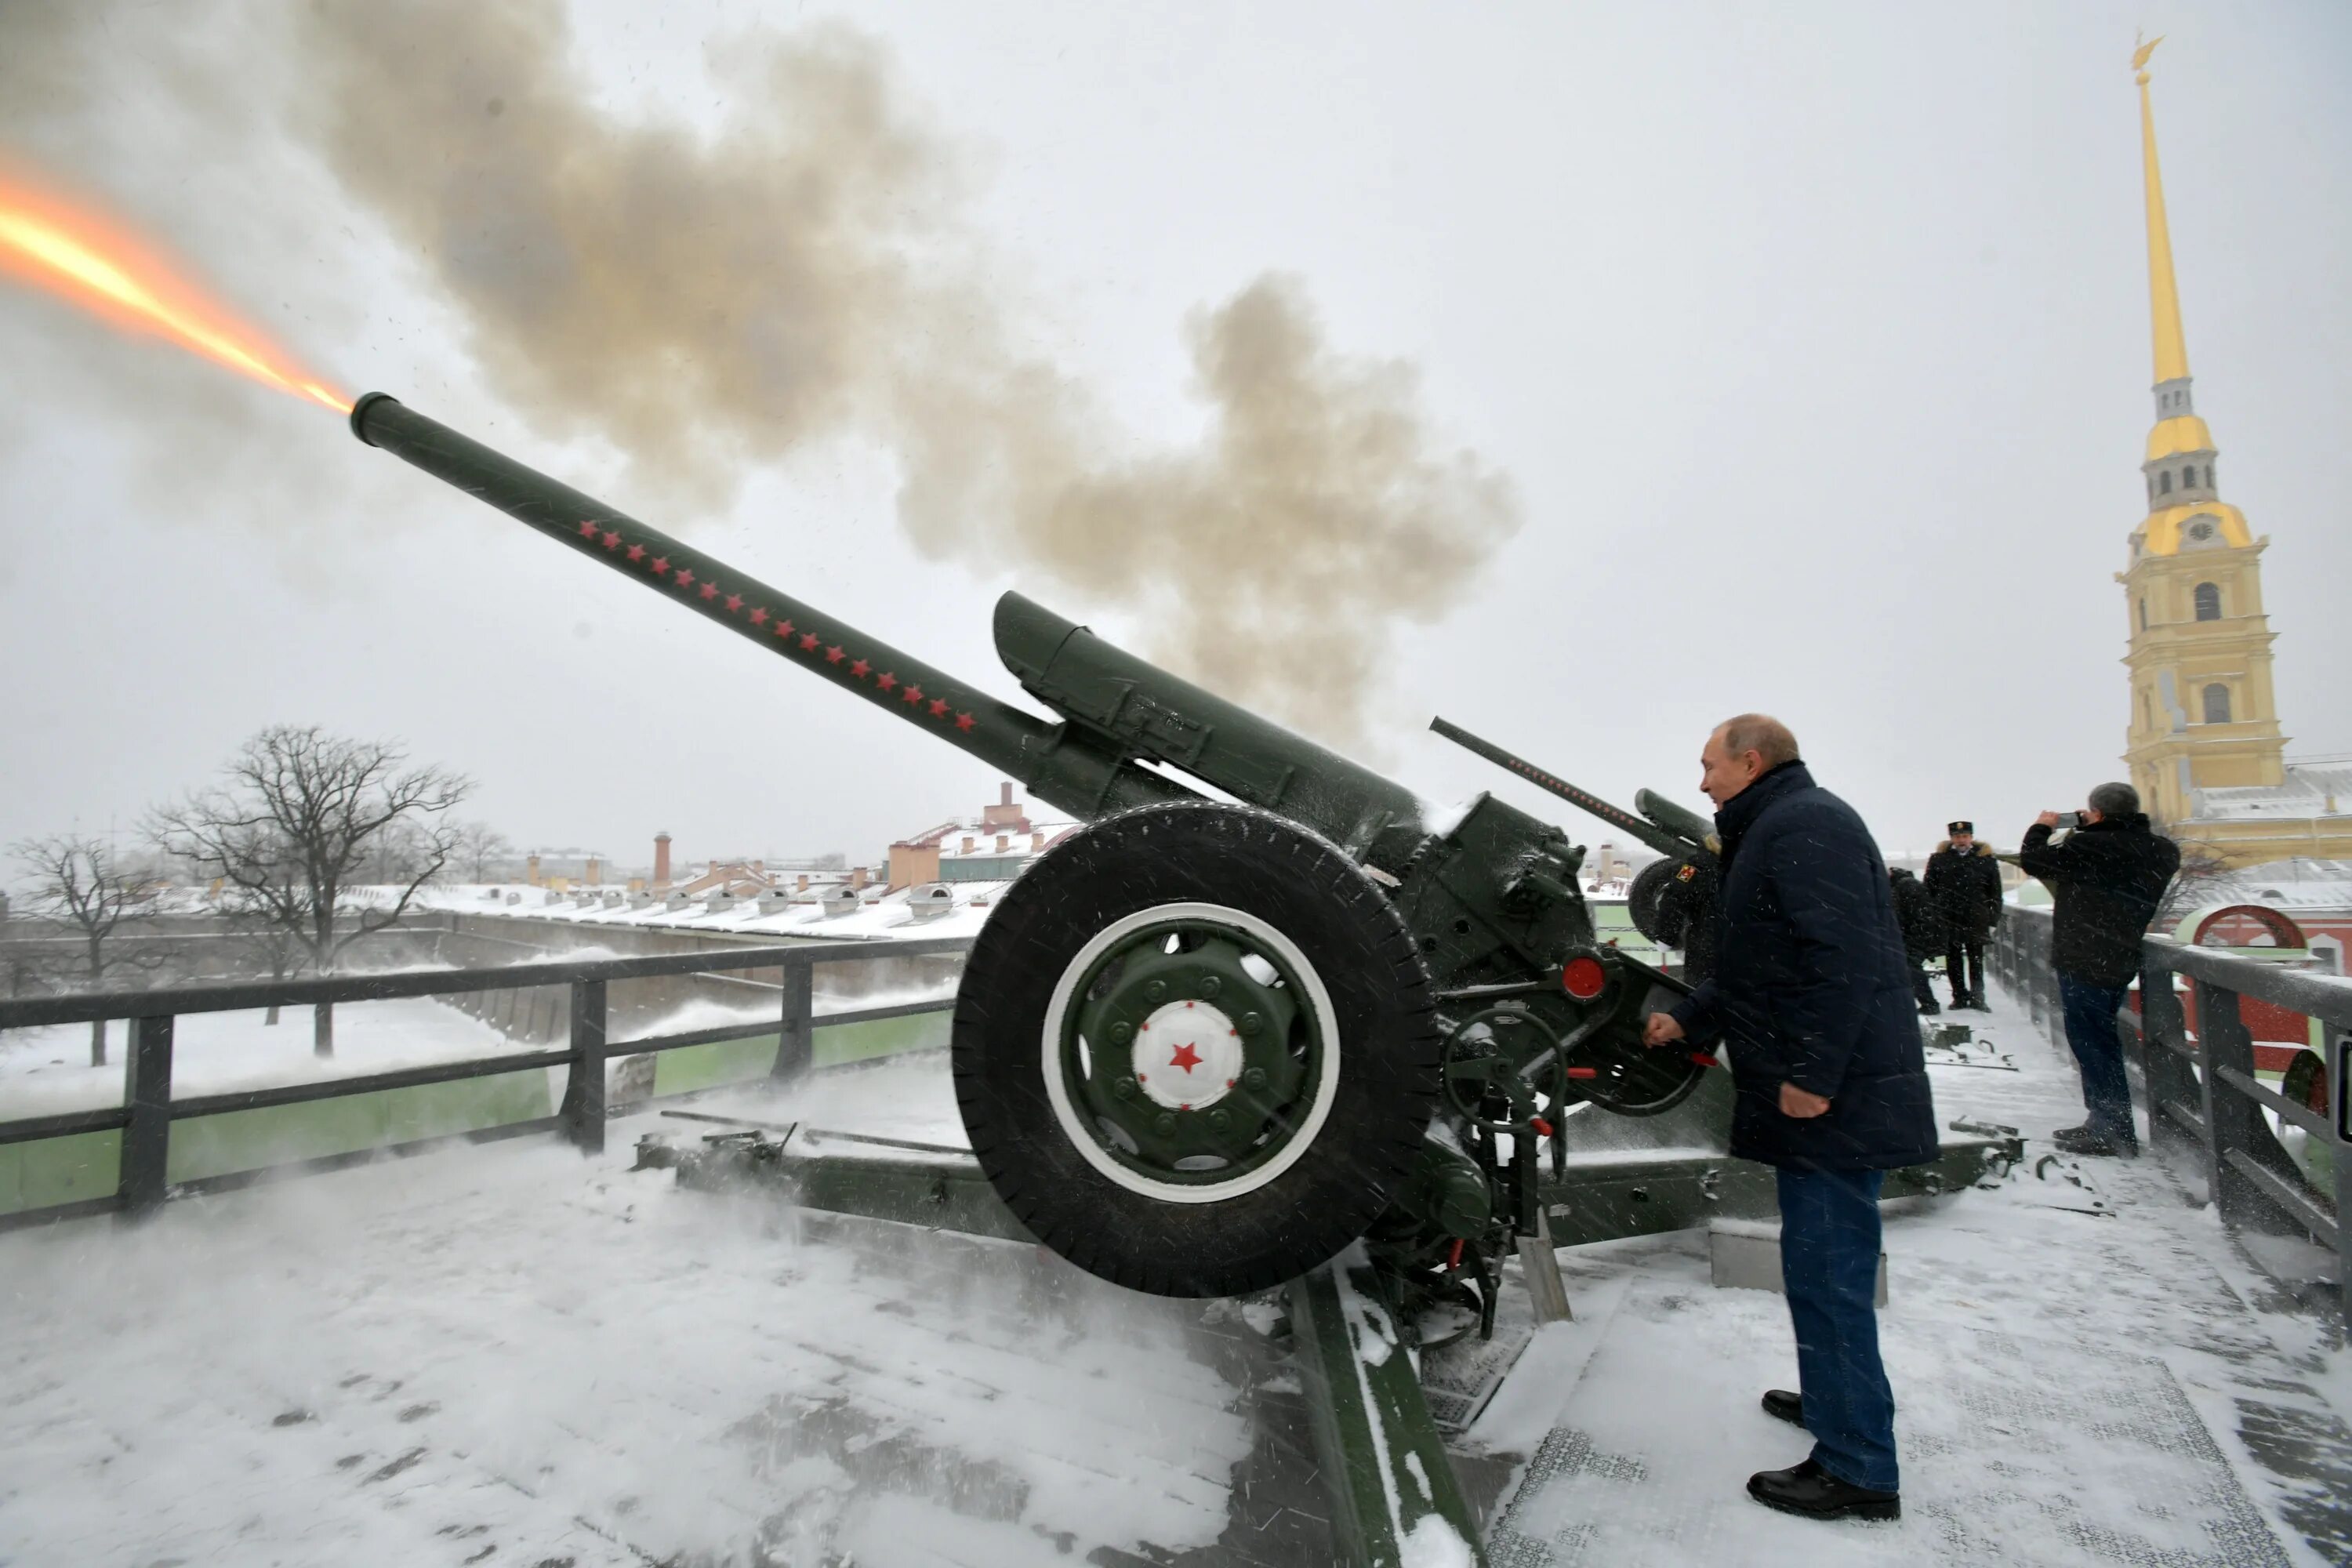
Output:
(1040, 900), (1342, 1205)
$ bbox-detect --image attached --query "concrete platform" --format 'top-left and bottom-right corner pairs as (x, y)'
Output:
(0, 986), (2343, 1565)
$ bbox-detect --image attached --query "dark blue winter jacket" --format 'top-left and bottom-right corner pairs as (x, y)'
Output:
(1666, 762), (1939, 1171)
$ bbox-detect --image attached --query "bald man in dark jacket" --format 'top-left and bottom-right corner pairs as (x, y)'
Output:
(1646, 714), (1934, 1523)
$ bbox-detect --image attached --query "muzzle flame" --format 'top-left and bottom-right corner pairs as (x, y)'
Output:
(0, 165), (347, 413)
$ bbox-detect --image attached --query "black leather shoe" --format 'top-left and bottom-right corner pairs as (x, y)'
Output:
(1762, 1388), (1804, 1428)
(1747, 1457), (1900, 1520)
(2053, 1124), (2138, 1158)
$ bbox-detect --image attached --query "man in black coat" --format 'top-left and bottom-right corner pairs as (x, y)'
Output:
(1922, 822), (2002, 1010)
(1888, 868), (1945, 1015)
(1645, 715), (1936, 1523)
(2016, 782), (2180, 1157)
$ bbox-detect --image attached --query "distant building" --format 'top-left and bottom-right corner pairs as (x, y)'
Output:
(887, 783), (1076, 891)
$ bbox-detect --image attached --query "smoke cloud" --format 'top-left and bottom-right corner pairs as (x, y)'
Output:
(4, 0), (1522, 746)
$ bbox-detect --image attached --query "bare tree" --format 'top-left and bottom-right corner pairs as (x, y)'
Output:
(6, 833), (164, 1065)
(151, 726), (469, 1057)
(2154, 835), (2235, 931)
(452, 820), (514, 884)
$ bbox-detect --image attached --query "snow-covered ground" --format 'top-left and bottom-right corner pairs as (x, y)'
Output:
(0, 989), (2345, 1566)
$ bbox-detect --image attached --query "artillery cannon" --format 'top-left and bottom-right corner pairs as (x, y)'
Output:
(349, 392), (1717, 1314)
(1428, 717), (1722, 981)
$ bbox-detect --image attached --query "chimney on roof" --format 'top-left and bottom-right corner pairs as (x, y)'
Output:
(526, 853), (542, 887)
(996, 834), (1008, 852)
(1001, 782), (1014, 807)
(653, 833), (672, 891)
(586, 855), (601, 887)
(1033, 833), (1045, 851)
(962, 836), (975, 854)
(850, 866), (869, 890)
(797, 873), (810, 891)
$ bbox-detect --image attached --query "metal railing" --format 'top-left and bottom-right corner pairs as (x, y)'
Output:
(0, 937), (973, 1229)
(1991, 906), (2350, 1328)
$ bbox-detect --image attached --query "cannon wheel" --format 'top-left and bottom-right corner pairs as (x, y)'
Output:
(953, 802), (1440, 1297)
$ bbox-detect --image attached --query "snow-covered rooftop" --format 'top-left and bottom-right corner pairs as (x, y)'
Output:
(414, 877), (1004, 943)
(2194, 759), (2352, 822)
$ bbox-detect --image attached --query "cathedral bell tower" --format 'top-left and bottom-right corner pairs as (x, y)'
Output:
(2117, 38), (2287, 828)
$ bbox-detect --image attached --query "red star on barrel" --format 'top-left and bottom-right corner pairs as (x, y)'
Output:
(699, 582), (720, 601)
(927, 698), (949, 717)
(626, 544), (645, 563)
(675, 569), (695, 590)
(824, 644), (845, 664)
(954, 712), (975, 731)
(724, 593), (742, 612)
(650, 557), (670, 575)
(1170, 1042), (1203, 1073)
(849, 659), (869, 678)
(799, 633), (819, 652)
(577, 520), (599, 538)
(773, 619), (794, 638)
(601, 531), (622, 550)
(902, 684), (924, 705)
(875, 673), (897, 691)
(748, 608), (768, 626)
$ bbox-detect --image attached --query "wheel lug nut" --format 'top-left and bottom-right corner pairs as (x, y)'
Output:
(1109, 1022), (1134, 1045)
(1155, 1113), (1177, 1136)
(1144, 980), (1168, 1004)
(1209, 1109), (1231, 1132)
(1200, 976), (1222, 1000)
(1240, 1013), (1263, 1036)
(1243, 1067), (1267, 1090)
(1114, 1077), (1137, 1099)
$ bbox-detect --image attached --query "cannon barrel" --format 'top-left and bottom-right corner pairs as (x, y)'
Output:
(1428, 716), (1703, 860)
(348, 393), (1189, 824)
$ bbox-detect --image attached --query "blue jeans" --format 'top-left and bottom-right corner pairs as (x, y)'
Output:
(2059, 975), (2136, 1145)
(1778, 1167), (1897, 1492)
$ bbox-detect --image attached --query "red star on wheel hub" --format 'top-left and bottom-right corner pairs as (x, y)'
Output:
(1169, 1042), (1203, 1073)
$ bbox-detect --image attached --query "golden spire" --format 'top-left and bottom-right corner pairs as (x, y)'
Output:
(2136, 36), (2190, 383)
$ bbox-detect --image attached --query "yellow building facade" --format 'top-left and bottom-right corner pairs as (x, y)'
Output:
(2114, 42), (2352, 868)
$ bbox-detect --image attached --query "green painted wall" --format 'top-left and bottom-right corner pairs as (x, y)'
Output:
(0, 1130), (121, 1212)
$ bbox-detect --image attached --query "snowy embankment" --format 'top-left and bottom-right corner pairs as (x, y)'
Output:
(0, 980), (963, 1125)
(0, 1000), (517, 1119)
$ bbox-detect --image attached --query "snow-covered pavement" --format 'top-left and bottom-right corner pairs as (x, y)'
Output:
(0, 985), (2344, 1566)
(1475, 986), (2352, 1566)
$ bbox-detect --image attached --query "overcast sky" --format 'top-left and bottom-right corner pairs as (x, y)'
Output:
(2, 1), (2347, 877)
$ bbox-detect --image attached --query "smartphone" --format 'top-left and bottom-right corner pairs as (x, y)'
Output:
(2053, 811), (2085, 832)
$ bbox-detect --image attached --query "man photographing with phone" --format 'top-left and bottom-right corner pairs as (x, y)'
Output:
(1642, 715), (1936, 1521)
(2016, 782), (2180, 1157)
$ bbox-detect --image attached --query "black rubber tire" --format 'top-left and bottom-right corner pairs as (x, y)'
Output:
(952, 801), (1440, 1298)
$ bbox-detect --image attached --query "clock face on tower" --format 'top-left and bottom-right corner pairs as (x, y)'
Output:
(2187, 517), (2216, 543)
